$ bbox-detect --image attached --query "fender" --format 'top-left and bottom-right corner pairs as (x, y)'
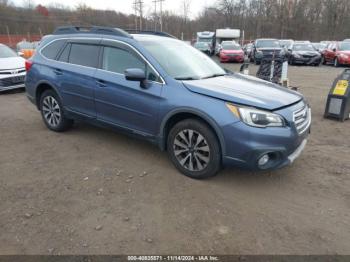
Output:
(34, 80), (63, 109)
(158, 107), (227, 156)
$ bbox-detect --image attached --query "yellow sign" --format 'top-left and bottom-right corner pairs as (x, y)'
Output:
(333, 80), (348, 96)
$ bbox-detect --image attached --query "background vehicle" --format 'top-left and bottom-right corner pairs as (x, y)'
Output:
(243, 42), (253, 58)
(323, 41), (350, 67)
(219, 43), (244, 63)
(0, 44), (26, 92)
(343, 39), (350, 42)
(196, 31), (215, 55)
(194, 41), (211, 55)
(215, 28), (240, 55)
(312, 42), (327, 53)
(25, 26), (310, 179)
(288, 42), (321, 66)
(279, 39), (294, 49)
(251, 38), (282, 64)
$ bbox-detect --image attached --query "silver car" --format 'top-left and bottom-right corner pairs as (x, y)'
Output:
(0, 44), (26, 92)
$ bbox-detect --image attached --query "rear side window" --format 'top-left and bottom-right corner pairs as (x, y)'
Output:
(41, 39), (66, 60)
(68, 44), (100, 68)
(58, 44), (71, 62)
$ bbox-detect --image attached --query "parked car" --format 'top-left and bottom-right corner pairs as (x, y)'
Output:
(216, 41), (237, 55)
(323, 41), (350, 67)
(194, 42), (211, 55)
(0, 44), (26, 92)
(243, 42), (253, 58)
(251, 39), (283, 64)
(279, 39), (294, 49)
(25, 26), (311, 179)
(311, 42), (327, 53)
(219, 43), (244, 63)
(288, 43), (321, 66)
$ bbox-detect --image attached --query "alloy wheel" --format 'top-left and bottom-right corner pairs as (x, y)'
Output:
(42, 96), (61, 127)
(173, 129), (210, 171)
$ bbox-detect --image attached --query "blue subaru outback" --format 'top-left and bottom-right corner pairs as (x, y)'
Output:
(25, 26), (311, 179)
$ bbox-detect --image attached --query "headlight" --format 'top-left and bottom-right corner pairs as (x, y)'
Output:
(226, 104), (285, 128)
(293, 53), (301, 58)
(340, 54), (349, 59)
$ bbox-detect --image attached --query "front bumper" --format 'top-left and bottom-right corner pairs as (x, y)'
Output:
(220, 55), (244, 62)
(292, 56), (321, 65)
(0, 83), (25, 92)
(222, 101), (310, 170)
(0, 73), (26, 92)
(338, 56), (350, 65)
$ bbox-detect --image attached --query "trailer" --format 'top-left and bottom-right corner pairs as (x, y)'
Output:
(196, 31), (215, 55)
(215, 28), (241, 55)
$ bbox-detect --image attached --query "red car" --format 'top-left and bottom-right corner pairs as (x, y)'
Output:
(322, 41), (350, 67)
(219, 43), (244, 63)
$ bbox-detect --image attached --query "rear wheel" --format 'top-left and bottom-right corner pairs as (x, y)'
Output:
(167, 119), (221, 179)
(40, 90), (73, 132)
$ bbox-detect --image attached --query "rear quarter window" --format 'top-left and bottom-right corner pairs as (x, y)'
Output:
(41, 39), (66, 60)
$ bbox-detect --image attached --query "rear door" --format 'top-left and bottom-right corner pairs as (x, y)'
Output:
(55, 39), (101, 118)
(94, 40), (163, 136)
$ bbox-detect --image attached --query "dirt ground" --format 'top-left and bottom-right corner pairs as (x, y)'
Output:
(0, 63), (349, 255)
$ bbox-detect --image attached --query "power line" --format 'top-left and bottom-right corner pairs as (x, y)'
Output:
(152, 0), (165, 32)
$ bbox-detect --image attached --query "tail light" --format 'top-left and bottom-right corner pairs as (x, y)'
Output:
(25, 60), (33, 72)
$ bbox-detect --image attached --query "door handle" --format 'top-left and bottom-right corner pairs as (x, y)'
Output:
(96, 80), (107, 87)
(53, 69), (63, 75)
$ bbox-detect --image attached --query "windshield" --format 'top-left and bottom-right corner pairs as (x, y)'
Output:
(293, 44), (315, 51)
(140, 38), (226, 80)
(339, 42), (350, 51)
(198, 38), (212, 43)
(279, 40), (293, 47)
(256, 40), (280, 48)
(195, 42), (208, 48)
(222, 45), (241, 50)
(0, 45), (18, 58)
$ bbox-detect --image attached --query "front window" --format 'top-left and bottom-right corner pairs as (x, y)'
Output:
(222, 45), (241, 50)
(293, 44), (315, 51)
(138, 37), (226, 80)
(198, 38), (212, 43)
(256, 40), (280, 48)
(339, 42), (350, 51)
(0, 45), (18, 58)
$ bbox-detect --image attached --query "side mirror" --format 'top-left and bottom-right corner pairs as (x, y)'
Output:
(18, 51), (24, 57)
(125, 68), (148, 88)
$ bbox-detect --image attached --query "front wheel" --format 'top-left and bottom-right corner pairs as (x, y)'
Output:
(40, 90), (73, 132)
(167, 119), (221, 179)
(334, 57), (340, 67)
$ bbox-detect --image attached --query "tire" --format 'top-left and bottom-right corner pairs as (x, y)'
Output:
(40, 89), (73, 132)
(334, 57), (340, 67)
(167, 119), (221, 179)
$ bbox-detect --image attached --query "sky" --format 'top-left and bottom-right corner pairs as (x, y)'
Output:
(12, 0), (214, 18)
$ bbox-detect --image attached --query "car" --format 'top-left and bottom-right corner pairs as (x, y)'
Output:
(279, 39), (294, 49)
(0, 43), (26, 92)
(288, 43), (321, 66)
(194, 41), (211, 55)
(251, 39), (283, 64)
(243, 42), (253, 58)
(215, 41), (237, 55)
(323, 41), (350, 67)
(311, 42), (327, 53)
(25, 26), (311, 179)
(219, 43), (244, 63)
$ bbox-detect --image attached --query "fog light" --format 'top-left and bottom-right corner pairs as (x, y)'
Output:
(258, 154), (270, 166)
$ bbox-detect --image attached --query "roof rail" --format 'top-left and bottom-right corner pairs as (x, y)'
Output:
(53, 26), (132, 38)
(125, 29), (177, 39)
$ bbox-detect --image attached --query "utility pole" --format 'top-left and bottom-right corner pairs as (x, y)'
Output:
(138, 0), (144, 31)
(159, 0), (165, 32)
(132, 0), (138, 30)
(152, 0), (165, 32)
(153, 0), (157, 31)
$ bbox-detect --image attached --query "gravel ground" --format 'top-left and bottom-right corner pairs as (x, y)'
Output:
(0, 63), (349, 255)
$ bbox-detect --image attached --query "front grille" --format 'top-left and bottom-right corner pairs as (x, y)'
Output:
(0, 76), (25, 87)
(293, 105), (311, 135)
(302, 55), (317, 58)
(0, 68), (26, 75)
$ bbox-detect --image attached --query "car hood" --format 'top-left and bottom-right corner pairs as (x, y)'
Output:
(221, 50), (244, 54)
(338, 51), (350, 55)
(0, 57), (25, 70)
(293, 51), (320, 56)
(183, 74), (302, 110)
(257, 47), (282, 51)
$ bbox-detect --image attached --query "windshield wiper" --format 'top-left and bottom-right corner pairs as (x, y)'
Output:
(174, 77), (199, 80)
(200, 73), (227, 79)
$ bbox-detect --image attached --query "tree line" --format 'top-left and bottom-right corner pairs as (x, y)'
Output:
(0, 0), (349, 42)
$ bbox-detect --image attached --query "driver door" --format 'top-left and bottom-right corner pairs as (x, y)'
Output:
(94, 40), (164, 136)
